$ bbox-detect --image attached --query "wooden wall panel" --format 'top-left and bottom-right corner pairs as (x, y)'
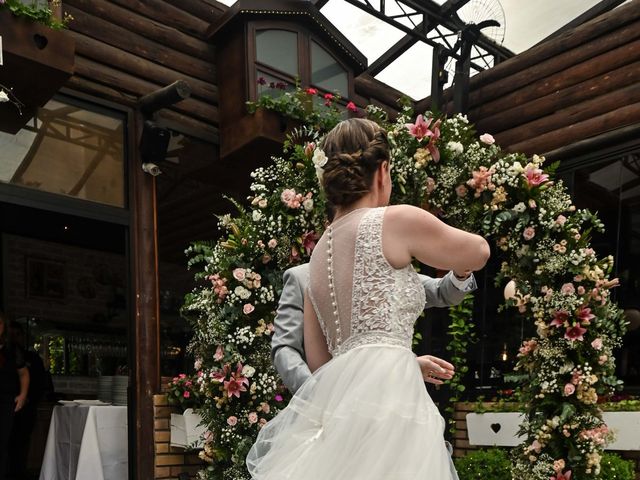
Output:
(63, 0), (222, 142)
(417, 0), (640, 155)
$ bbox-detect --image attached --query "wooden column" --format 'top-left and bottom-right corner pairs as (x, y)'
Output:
(130, 111), (160, 480)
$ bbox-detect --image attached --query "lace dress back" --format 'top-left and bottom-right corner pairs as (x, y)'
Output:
(309, 207), (426, 356)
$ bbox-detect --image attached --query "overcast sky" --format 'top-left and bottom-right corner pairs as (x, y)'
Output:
(216, 0), (606, 99)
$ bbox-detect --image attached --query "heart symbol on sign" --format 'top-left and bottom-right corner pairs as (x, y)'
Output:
(490, 423), (501, 433)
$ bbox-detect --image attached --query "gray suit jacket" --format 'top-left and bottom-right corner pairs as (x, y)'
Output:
(271, 263), (477, 394)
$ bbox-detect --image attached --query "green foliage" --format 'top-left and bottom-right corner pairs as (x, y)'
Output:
(246, 83), (345, 133)
(454, 448), (511, 480)
(445, 294), (476, 432)
(0, 0), (71, 29)
(598, 453), (635, 480)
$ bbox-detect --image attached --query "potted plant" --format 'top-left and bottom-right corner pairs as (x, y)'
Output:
(0, 0), (75, 133)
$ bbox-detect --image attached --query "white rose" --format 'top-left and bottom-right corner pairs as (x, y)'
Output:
(446, 141), (464, 155)
(508, 162), (524, 175)
(234, 286), (251, 299)
(513, 202), (526, 213)
(0, 90), (9, 103)
(312, 148), (328, 168)
(252, 210), (262, 221)
(242, 365), (256, 378)
(479, 133), (495, 145)
(302, 198), (314, 212)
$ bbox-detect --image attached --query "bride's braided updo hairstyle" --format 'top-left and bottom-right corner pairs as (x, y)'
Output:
(321, 118), (390, 207)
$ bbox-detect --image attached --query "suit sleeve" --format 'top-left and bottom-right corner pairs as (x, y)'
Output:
(271, 268), (313, 394)
(420, 271), (477, 308)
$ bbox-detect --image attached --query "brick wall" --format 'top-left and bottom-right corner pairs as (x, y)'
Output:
(154, 390), (206, 480)
(453, 403), (640, 479)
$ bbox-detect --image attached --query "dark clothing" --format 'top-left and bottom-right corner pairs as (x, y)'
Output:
(1, 342), (25, 480)
(0, 399), (14, 480)
(8, 351), (47, 480)
(0, 343), (26, 398)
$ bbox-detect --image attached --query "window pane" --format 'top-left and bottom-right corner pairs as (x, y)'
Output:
(256, 70), (296, 98)
(0, 99), (126, 207)
(566, 154), (640, 388)
(311, 41), (348, 95)
(256, 30), (298, 77)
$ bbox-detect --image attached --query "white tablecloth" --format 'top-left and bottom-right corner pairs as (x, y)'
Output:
(39, 405), (128, 480)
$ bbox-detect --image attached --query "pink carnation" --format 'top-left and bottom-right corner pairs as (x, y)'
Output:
(227, 416), (238, 426)
(591, 338), (603, 350)
(455, 185), (468, 197)
(248, 412), (258, 424)
(563, 383), (575, 396)
(268, 238), (277, 249)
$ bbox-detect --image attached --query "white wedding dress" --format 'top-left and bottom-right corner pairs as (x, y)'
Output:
(247, 207), (459, 479)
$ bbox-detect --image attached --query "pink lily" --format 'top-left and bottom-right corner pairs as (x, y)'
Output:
(406, 114), (434, 141)
(550, 310), (569, 328)
(576, 306), (595, 325)
(524, 165), (549, 187)
(565, 324), (587, 342)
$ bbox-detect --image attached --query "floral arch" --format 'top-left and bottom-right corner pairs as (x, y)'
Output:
(180, 90), (626, 480)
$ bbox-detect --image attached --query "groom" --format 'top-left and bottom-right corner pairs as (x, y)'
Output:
(272, 264), (476, 394)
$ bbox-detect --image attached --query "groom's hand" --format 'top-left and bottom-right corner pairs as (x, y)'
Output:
(416, 355), (455, 385)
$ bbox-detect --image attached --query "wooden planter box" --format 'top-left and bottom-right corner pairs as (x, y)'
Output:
(466, 411), (640, 450)
(220, 108), (301, 161)
(0, 9), (75, 133)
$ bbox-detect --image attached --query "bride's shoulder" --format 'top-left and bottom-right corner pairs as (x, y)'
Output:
(385, 204), (428, 221)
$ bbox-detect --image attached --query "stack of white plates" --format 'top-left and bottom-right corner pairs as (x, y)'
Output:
(97, 376), (113, 403)
(111, 376), (128, 406)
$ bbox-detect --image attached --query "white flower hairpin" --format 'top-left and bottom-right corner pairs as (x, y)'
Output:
(312, 147), (328, 185)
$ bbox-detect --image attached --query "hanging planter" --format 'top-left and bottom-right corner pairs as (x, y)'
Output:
(0, 8), (75, 134)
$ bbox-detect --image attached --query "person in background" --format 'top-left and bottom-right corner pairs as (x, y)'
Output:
(8, 322), (48, 480)
(0, 312), (29, 480)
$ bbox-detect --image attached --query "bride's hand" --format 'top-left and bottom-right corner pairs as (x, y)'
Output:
(416, 355), (455, 385)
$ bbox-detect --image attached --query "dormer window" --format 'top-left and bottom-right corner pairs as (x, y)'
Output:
(250, 23), (352, 101)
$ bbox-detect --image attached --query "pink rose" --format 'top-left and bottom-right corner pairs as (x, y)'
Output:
(260, 402), (271, 414)
(248, 412), (258, 424)
(426, 177), (436, 193)
(227, 416), (238, 426)
(214, 345), (224, 361)
(555, 215), (567, 226)
(523, 227), (535, 241)
(183, 391), (190, 398)
(232, 268), (246, 281)
(243, 303), (255, 315)
(455, 185), (468, 198)
(577, 286), (585, 295)
(268, 239), (277, 249)
(281, 188), (296, 205)
(479, 133), (495, 145)
(346, 101), (358, 112)
(563, 383), (575, 396)
(598, 354), (608, 365)
(560, 283), (575, 295)
(530, 440), (542, 453)
(591, 338), (603, 350)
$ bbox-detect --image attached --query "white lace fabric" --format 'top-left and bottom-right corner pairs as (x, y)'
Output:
(309, 207), (426, 356)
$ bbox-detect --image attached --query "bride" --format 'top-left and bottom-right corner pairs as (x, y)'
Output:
(247, 118), (490, 479)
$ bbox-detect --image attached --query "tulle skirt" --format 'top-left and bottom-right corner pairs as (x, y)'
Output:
(247, 344), (459, 480)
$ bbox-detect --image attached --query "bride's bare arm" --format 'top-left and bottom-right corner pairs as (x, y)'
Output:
(383, 205), (490, 272)
(303, 293), (332, 373)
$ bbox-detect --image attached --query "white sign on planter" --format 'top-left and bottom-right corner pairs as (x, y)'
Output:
(170, 408), (207, 449)
(466, 411), (640, 450)
(466, 412), (526, 447)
